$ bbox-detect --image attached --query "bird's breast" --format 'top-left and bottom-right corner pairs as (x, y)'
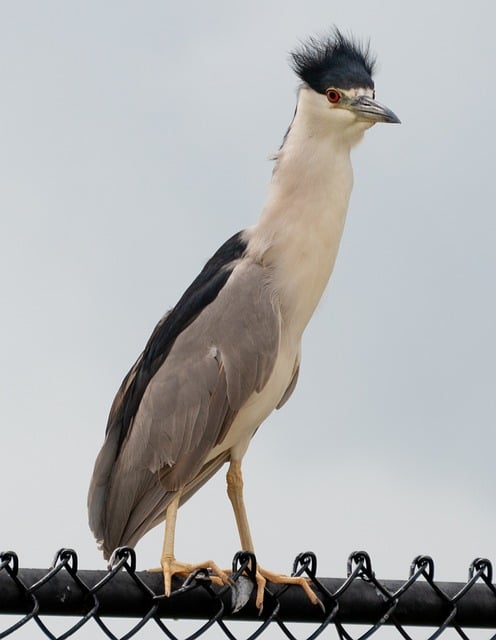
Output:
(252, 146), (353, 338)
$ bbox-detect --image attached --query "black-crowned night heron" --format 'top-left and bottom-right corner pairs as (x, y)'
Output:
(88, 28), (399, 608)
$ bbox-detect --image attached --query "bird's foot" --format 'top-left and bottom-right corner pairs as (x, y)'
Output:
(150, 556), (231, 596)
(253, 566), (320, 610)
(230, 553), (321, 611)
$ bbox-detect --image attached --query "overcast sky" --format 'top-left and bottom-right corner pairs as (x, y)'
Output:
(1, 1), (495, 638)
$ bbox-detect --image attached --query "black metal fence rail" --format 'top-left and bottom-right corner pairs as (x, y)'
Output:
(1, 548), (496, 639)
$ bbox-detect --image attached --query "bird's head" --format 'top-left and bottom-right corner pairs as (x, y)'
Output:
(290, 29), (400, 142)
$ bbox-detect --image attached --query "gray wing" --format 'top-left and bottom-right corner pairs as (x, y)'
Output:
(276, 356), (300, 409)
(88, 260), (281, 558)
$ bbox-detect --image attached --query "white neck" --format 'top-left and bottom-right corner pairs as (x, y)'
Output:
(248, 87), (364, 338)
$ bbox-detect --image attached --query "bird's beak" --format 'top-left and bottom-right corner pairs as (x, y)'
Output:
(349, 95), (401, 124)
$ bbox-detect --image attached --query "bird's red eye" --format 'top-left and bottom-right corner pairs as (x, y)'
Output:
(326, 89), (341, 104)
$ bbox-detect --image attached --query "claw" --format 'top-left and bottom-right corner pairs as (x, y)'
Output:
(254, 569), (267, 610)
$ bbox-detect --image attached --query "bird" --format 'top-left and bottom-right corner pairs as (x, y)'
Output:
(88, 28), (400, 609)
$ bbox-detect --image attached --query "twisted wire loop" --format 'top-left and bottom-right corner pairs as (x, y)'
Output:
(0, 550), (38, 638)
(2, 550), (496, 639)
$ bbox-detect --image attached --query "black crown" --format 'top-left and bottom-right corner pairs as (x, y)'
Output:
(290, 28), (376, 94)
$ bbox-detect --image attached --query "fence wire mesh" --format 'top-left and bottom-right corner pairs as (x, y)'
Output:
(1, 548), (496, 639)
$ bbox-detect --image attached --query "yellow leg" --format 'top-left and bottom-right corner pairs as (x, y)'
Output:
(226, 460), (255, 551)
(226, 460), (319, 609)
(159, 490), (230, 596)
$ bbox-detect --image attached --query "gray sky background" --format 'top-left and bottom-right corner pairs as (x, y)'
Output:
(1, 1), (495, 637)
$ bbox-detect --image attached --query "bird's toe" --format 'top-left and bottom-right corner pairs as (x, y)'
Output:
(158, 556), (231, 596)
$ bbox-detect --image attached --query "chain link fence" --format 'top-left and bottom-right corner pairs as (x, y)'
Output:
(1, 548), (496, 639)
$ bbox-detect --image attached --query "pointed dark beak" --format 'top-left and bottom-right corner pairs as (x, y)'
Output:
(350, 95), (401, 124)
